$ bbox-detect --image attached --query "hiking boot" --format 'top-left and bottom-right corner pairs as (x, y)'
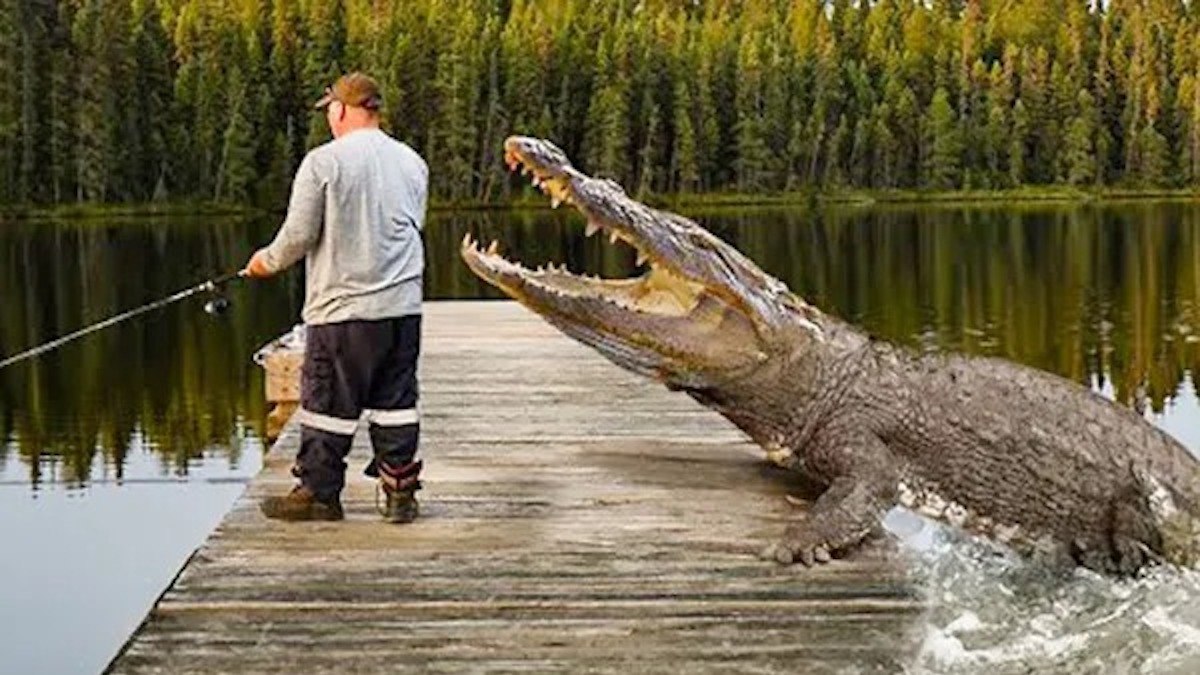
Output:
(383, 488), (419, 523)
(376, 459), (422, 523)
(260, 485), (344, 522)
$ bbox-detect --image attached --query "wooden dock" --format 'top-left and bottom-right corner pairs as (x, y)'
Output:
(108, 301), (922, 674)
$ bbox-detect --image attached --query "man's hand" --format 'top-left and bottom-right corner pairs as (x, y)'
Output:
(242, 249), (274, 279)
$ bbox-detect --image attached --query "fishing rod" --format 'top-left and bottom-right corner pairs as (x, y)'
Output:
(0, 270), (247, 371)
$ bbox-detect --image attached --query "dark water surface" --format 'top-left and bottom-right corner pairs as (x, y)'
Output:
(2, 202), (1199, 673)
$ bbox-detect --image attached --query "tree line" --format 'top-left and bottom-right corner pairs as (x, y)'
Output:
(3, 0), (1200, 207)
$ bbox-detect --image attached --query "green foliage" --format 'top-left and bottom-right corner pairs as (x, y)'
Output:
(1063, 89), (1098, 186)
(671, 77), (699, 193)
(1135, 124), (1172, 187)
(6, 0), (1200, 207)
(429, 7), (483, 202)
(923, 88), (961, 189)
(216, 68), (257, 204)
(582, 34), (630, 183)
(0, 0), (19, 204)
(1010, 99), (1030, 187)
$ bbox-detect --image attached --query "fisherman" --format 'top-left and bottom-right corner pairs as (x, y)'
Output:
(243, 72), (429, 523)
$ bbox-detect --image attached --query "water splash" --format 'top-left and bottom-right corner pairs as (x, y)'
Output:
(893, 518), (1200, 674)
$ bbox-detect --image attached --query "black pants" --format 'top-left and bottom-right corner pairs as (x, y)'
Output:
(295, 315), (421, 503)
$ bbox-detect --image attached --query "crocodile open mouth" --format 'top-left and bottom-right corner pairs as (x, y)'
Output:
(460, 137), (707, 318)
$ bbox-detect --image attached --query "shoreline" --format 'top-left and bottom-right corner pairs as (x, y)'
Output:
(5, 186), (1200, 221)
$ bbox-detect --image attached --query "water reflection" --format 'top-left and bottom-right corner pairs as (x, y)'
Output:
(2, 203), (1199, 488)
(0, 216), (299, 488)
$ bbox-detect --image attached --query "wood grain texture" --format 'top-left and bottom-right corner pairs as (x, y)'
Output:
(108, 301), (922, 674)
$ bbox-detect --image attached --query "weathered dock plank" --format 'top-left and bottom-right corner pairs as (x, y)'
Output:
(108, 301), (922, 674)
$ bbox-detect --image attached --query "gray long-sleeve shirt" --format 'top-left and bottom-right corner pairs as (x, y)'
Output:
(262, 127), (428, 324)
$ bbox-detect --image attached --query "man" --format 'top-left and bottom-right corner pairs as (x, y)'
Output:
(244, 72), (429, 524)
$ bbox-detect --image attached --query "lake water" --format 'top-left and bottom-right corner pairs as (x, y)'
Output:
(2, 202), (1199, 673)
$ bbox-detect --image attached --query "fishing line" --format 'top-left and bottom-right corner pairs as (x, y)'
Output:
(0, 270), (246, 371)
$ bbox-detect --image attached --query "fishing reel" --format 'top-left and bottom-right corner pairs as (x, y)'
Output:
(202, 270), (246, 317)
(203, 290), (231, 317)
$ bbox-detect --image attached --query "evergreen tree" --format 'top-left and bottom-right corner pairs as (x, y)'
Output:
(1063, 90), (1098, 186)
(923, 87), (960, 189)
(671, 77), (699, 194)
(784, 116), (808, 189)
(888, 79), (921, 188)
(870, 103), (896, 188)
(429, 8), (482, 202)
(1020, 47), (1052, 182)
(0, 0), (20, 203)
(500, 3), (547, 143)
(16, 0), (57, 204)
(262, 124), (296, 206)
(825, 114), (851, 187)
(635, 94), (659, 198)
(1010, 98), (1029, 186)
(168, 55), (200, 198)
(1185, 72), (1200, 184)
(129, 0), (172, 201)
(982, 62), (1010, 187)
(49, 1), (78, 204)
(1136, 123), (1171, 186)
(1094, 16), (1117, 185)
(474, 17), (506, 202)
(693, 27), (721, 190)
(583, 36), (630, 183)
(216, 68), (256, 203)
(269, 0), (303, 164)
(849, 114), (871, 187)
(302, 0), (347, 150)
(73, 0), (112, 202)
(734, 36), (770, 191)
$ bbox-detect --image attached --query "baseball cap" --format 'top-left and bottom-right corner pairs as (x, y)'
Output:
(313, 72), (383, 111)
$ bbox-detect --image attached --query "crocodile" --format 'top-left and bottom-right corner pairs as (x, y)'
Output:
(461, 135), (1200, 575)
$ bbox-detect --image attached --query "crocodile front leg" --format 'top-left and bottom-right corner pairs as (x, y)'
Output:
(762, 432), (900, 566)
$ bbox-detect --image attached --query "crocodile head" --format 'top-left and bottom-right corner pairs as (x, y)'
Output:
(461, 136), (830, 390)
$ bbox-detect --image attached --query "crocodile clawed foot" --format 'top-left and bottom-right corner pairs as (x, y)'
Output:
(1112, 536), (1160, 575)
(758, 533), (834, 567)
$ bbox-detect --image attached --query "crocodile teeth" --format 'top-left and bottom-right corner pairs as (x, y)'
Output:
(551, 195), (562, 208)
(487, 240), (499, 255)
(586, 222), (600, 237)
(636, 251), (648, 266)
(532, 176), (542, 188)
(609, 231), (620, 244)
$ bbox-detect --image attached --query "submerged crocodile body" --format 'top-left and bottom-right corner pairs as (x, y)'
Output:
(462, 136), (1200, 575)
